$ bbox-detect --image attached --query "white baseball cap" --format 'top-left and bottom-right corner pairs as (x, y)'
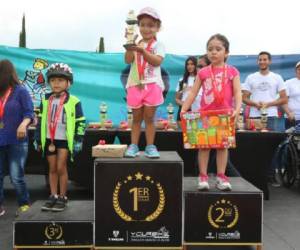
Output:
(295, 61), (300, 68)
(137, 7), (160, 21)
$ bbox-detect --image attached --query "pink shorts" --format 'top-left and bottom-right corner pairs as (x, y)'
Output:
(127, 83), (164, 109)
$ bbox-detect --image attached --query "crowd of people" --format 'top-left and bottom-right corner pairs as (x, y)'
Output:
(0, 6), (299, 216)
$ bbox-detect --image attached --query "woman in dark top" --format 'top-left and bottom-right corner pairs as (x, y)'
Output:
(0, 59), (34, 216)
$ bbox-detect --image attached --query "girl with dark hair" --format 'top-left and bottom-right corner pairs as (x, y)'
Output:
(182, 34), (242, 191)
(175, 56), (198, 122)
(0, 59), (34, 216)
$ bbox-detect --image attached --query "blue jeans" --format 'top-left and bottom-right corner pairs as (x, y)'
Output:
(267, 117), (286, 132)
(0, 143), (30, 206)
(285, 119), (300, 129)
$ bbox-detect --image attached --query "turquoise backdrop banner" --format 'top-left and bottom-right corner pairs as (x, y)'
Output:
(0, 45), (299, 124)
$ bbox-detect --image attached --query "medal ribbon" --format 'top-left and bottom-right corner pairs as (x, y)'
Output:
(47, 93), (66, 143)
(137, 38), (155, 81)
(0, 87), (12, 120)
(209, 64), (228, 105)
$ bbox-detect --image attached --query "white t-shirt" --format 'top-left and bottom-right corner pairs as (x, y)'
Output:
(126, 40), (165, 90)
(242, 71), (286, 117)
(285, 77), (300, 120)
(176, 75), (201, 111)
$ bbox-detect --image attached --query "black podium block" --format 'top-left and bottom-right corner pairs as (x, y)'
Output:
(14, 201), (93, 248)
(184, 177), (263, 246)
(94, 151), (183, 249)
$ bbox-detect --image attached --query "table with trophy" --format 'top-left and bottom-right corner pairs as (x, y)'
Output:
(25, 102), (286, 198)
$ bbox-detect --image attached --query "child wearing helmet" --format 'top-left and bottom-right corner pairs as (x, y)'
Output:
(124, 7), (165, 158)
(35, 63), (86, 212)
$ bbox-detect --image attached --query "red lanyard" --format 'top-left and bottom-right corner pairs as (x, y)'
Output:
(47, 93), (66, 142)
(136, 39), (155, 80)
(0, 87), (12, 120)
(209, 64), (227, 105)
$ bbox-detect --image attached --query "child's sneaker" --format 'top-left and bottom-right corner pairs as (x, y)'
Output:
(16, 204), (30, 217)
(197, 174), (209, 190)
(41, 195), (58, 211)
(52, 196), (68, 212)
(216, 173), (232, 191)
(144, 145), (160, 158)
(0, 206), (5, 217)
(124, 144), (140, 158)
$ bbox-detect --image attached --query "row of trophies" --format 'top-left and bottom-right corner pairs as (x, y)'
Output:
(236, 107), (268, 131)
(32, 101), (268, 132)
(98, 102), (177, 131)
(98, 103), (269, 131)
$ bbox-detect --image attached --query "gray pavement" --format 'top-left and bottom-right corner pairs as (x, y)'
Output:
(0, 175), (300, 250)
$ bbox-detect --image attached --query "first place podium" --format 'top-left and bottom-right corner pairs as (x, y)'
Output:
(94, 151), (183, 249)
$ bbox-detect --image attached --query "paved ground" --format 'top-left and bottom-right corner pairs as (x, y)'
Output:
(0, 175), (300, 250)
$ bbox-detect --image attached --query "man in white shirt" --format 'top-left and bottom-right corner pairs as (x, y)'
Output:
(282, 61), (300, 128)
(242, 51), (287, 132)
(242, 51), (288, 187)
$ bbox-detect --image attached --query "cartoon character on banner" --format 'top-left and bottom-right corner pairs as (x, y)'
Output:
(21, 58), (51, 107)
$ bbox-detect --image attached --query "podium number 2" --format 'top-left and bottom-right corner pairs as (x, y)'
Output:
(215, 207), (225, 223)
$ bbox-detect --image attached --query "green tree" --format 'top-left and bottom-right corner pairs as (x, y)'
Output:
(19, 14), (26, 48)
(98, 37), (105, 53)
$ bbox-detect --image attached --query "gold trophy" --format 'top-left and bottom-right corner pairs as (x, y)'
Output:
(99, 102), (108, 130)
(237, 107), (245, 131)
(167, 103), (176, 130)
(260, 107), (268, 132)
(123, 10), (138, 49)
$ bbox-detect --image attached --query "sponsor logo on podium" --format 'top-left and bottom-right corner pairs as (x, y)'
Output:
(112, 172), (165, 222)
(108, 230), (124, 242)
(129, 227), (170, 242)
(205, 231), (241, 240)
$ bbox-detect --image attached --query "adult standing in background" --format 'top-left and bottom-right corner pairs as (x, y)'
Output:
(0, 59), (33, 216)
(175, 55), (210, 124)
(283, 61), (300, 128)
(197, 54), (210, 70)
(242, 51), (287, 131)
(175, 56), (198, 123)
(242, 52), (287, 187)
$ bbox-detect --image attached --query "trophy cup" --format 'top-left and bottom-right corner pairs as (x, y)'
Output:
(237, 107), (245, 131)
(99, 102), (108, 130)
(127, 107), (133, 130)
(167, 103), (176, 130)
(260, 107), (268, 132)
(32, 107), (40, 127)
(123, 10), (138, 49)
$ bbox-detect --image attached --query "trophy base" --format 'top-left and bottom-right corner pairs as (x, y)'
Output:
(126, 19), (138, 25)
(123, 43), (136, 50)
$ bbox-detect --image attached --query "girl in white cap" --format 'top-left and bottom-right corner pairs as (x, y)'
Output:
(124, 7), (165, 158)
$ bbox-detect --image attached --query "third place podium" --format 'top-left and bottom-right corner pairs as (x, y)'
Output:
(94, 151), (183, 249)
